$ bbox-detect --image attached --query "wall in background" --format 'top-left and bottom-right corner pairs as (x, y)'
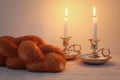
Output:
(0, 0), (120, 58)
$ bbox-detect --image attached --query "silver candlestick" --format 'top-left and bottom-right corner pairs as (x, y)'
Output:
(80, 39), (111, 65)
(60, 36), (81, 60)
(60, 36), (71, 53)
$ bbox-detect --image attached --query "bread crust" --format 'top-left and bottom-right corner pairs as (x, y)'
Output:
(14, 35), (46, 47)
(26, 53), (66, 72)
(6, 57), (25, 69)
(0, 38), (18, 58)
(0, 36), (15, 41)
(0, 53), (6, 66)
(41, 45), (66, 59)
(18, 40), (45, 63)
(0, 35), (66, 72)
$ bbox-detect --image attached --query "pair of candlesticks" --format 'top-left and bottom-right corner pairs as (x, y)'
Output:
(61, 36), (111, 65)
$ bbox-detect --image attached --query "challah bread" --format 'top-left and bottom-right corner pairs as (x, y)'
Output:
(0, 36), (15, 66)
(0, 35), (66, 72)
(41, 45), (66, 59)
(26, 52), (66, 72)
(14, 35), (46, 47)
(5, 57), (25, 69)
(18, 40), (45, 63)
(0, 38), (18, 58)
(18, 42), (66, 72)
(0, 36), (15, 42)
(0, 53), (6, 66)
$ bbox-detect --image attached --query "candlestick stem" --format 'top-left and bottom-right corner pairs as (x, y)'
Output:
(61, 36), (71, 53)
(89, 39), (100, 58)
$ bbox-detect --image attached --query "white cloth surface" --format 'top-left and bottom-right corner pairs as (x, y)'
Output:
(0, 58), (120, 80)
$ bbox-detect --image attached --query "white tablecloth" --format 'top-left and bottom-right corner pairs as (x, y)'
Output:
(0, 57), (120, 80)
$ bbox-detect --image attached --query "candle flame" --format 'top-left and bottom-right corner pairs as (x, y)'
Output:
(93, 6), (96, 17)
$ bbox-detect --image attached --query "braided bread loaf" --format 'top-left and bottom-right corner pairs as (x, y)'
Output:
(0, 36), (16, 66)
(0, 35), (66, 72)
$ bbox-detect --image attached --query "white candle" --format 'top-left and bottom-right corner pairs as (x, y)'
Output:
(93, 6), (98, 40)
(64, 7), (69, 38)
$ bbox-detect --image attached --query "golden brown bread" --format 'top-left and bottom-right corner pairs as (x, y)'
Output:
(0, 53), (6, 66)
(26, 53), (66, 72)
(18, 40), (45, 63)
(5, 57), (25, 69)
(14, 35), (46, 47)
(0, 36), (15, 66)
(41, 45), (66, 59)
(0, 38), (18, 58)
(0, 35), (66, 72)
(0, 36), (15, 42)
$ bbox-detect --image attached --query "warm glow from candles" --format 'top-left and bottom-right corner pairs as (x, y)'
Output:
(93, 6), (96, 17)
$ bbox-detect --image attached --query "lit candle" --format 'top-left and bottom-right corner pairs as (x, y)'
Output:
(93, 6), (98, 40)
(64, 6), (69, 38)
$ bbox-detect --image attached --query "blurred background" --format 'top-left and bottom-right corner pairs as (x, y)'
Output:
(0, 0), (120, 60)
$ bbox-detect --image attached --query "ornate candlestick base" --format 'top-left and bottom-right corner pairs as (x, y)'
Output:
(80, 39), (111, 65)
(61, 36), (81, 60)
